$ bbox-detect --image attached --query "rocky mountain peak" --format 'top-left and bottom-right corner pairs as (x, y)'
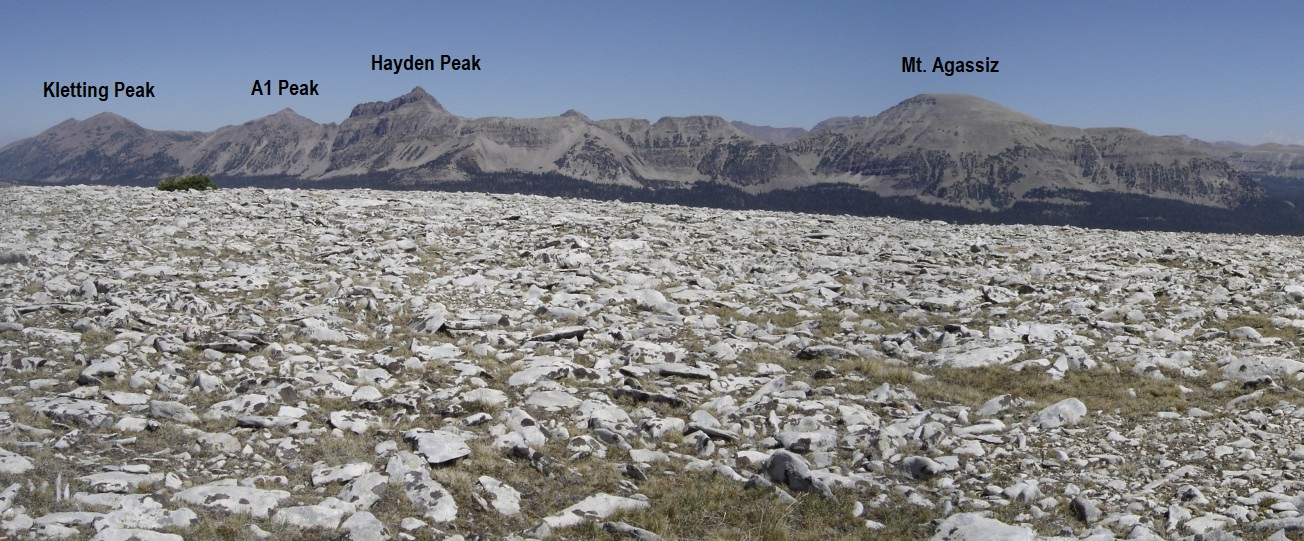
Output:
(249, 108), (319, 128)
(651, 115), (736, 132)
(65, 112), (142, 132)
(348, 86), (449, 118)
(879, 93), (1047, 128)
(37, 112), (148, 142)
(809, 116), (854, 134)
(560, 109), (591, 122)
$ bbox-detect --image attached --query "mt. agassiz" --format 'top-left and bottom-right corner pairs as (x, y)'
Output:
(4, 88), (1304, 233)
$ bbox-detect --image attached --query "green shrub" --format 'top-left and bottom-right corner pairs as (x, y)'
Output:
(157, 174), (217, 191)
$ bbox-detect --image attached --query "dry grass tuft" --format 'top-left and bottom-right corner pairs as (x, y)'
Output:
(560, 468), (877, 541)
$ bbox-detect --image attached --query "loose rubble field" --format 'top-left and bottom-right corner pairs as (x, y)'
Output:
(3, 186), (1304, 540)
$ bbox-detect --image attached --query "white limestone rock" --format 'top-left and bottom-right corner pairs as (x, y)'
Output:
(931, 512), (1038, 540)
(386, 452), (457, 523)
(540, 493), (650, 529)
(174, 483), (291, 519)
(404, 430), (471, 465)
(274, 504), (346, 530)
(1029, 398), (1088, 429)
(313, 462), (374, 486)
(474, 476), (522, 516)
(0, 448), (33, 475)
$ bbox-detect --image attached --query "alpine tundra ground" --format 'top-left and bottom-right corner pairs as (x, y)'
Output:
(2, 185), (1304, 540)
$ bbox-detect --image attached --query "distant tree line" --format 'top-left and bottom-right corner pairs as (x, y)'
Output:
(157, 174), (217, 191)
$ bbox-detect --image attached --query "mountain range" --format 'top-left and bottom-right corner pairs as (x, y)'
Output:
(4, 87), (1304, 233)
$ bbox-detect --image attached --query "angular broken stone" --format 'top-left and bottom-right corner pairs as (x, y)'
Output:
(29, 396), (113, 428)
(387, 452), (458, 522)
(1028, 397), (1087, 429)
(148, 400), (199, 424)
(474, 476), (522, 516)
(540, 493), (650, 529)
(312, 462), (373, 486)
(404, 430), (471, 465)
(78, 358), (123, 385)
(646, 362), (716, 380)
(795, 345), (858, 360)
(338, 472), (389, 510)
(761, 450), (832, 498)
(79, 471), (165, 493)
(273, 504), (346, 530)
(0, 449), (33, 475)
(89, 529), (185, 541)
(330, 410), (382, 434)
(603, 521), (664, 541)
(174, 483), (291, 519)
(341, 511), (390, 541)
(95, 496), (197, 531)
(901, 456), (945, 480)
(530, 326), (590, 342)
(932, 512), (1037, 540)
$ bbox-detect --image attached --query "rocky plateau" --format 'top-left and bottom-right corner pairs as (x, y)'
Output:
(3, 185), (1304, 539)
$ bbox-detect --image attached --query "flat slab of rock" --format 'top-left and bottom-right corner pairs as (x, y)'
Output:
(330, 410), (382, 434)
(96, 496), (198, 531)
(28, 396), (113, 428)
(79, 472), (165, 493)
(509, 356), (587, 387)
(174, 483), (291, 519)
(1222, 356), (1304, 381)
(0, 448), (33, 475)
(274, 504), (346, 530)
(530, 326), (590, 342)
(404, 430), (471, 465)
(526, 390), (583, 409)
(89, 529), (184, 541)
(647, 362), (716, 380)
(541, 493), (650, 529)
(312, 462), (373, 486)
(149, 400), (199, 424)
(796, 345), (859, 360)
(930, 344), (1025, 369)
(101, 391), (150, 406)
(932, 512), (1037, 540)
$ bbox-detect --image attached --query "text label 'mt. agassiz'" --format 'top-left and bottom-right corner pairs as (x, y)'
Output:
(901, 56), (1000, 76)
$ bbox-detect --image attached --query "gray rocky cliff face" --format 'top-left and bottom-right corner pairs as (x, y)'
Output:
(729, 121), (808, 144)
(1204, 141), (1304, 180)
(786, 94), (1261, 210)
(186, 109), (333, 177)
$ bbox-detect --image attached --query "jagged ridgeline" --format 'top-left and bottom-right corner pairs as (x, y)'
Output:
(4, 89), (1304, 234)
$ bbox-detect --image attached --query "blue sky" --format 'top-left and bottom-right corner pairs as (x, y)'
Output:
(3, 1), (1301, 147)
